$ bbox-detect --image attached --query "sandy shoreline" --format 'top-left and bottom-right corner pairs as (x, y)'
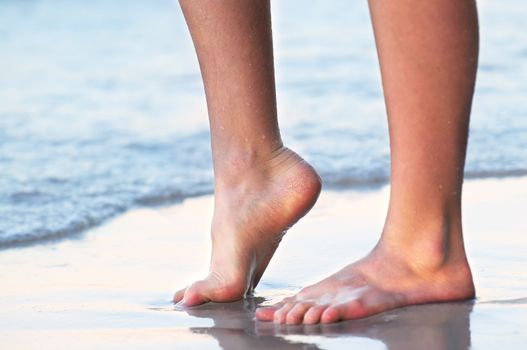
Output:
(1, 176), (526, 349)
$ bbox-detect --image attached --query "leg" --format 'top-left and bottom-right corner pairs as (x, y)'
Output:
(256, 0), (479, 324)
(174, 0), (321, 306)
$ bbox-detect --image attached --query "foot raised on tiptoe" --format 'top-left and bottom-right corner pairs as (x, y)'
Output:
(174, 147), (321, 306)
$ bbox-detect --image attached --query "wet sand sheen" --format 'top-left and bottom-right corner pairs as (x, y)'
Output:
(0, 177), (526, 349)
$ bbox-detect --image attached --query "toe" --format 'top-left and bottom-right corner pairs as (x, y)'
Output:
(303, 305), (327, 324)
(256, 296), (296, 322)
(321, 299), (366, 323)
(173, 287), (187, 303)
(256, 297), (293, 322)
(255, 305), (278, 321)
(320, 305), (341, 323)
(285, 302), (311, 325)
(273, 303), (294, 324)
(180, 280), (213, 306)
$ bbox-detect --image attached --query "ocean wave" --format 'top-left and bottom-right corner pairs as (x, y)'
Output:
(3, 163), (527, 250)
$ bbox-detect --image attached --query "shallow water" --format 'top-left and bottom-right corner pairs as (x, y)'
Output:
(1, 0), (527, 246)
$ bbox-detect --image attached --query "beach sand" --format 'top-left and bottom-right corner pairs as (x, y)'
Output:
(1, 177), (526, 349)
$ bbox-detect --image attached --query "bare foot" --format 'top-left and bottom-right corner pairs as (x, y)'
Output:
(256, 234), (475, 324)
(174, 147), (321, 306)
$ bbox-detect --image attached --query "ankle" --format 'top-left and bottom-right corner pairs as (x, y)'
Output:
(213, 146), (303, 188)
(379, 210), (467, 273)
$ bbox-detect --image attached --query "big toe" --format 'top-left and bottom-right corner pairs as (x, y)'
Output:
(176, 274), (249, 307)
(173, 287), (187, 303)
(178, 280), (213, 307)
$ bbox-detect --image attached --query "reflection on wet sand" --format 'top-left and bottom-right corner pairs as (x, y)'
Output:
(184, 297), (320, 349)
(183, 297), (473, 350)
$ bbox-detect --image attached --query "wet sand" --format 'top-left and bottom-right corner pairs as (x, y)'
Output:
(1, 177), (526, 349)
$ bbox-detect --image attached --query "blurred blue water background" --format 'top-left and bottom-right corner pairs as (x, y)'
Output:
(1, 0), (526, 247)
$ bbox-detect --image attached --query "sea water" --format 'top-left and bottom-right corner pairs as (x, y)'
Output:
(1, 0), (526, 247)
